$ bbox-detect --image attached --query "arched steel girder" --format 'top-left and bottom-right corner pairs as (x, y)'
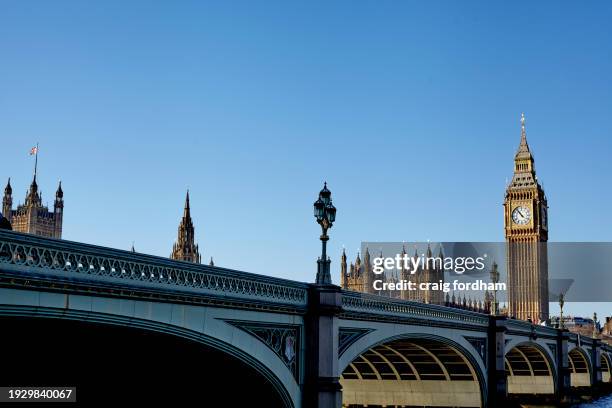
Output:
(568, 347), (590, 374)
(341, 338), (477, 382)
(369, 348), (402, 380)
(505, 344), (553, 377)
(602, 354), (611, 371)
(505, 343), (556, 396)
(380, 344), (421, 380)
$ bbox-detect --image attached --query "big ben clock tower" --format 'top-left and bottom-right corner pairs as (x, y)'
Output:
(504, 113), (549, 323)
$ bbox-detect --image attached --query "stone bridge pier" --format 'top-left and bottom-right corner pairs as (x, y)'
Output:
(304, 284), (343, 408)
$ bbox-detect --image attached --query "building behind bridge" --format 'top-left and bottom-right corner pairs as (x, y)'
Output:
(169, 190), (215, 266)
(340, 244), (446, 305)
(3, 175), (63, 239)
(170, 190), (201, 264)
(340, 114), (550, 323)
(2, 167), (213, 267)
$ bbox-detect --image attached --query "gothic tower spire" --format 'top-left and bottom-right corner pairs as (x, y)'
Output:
(25, 173), (41, 207)
(2, 178), (12, 219)
(170, 190), (201, 263)
(513, 113), (536, 179)
(520, 112), (528, 145)
(4, 178), (11, 196)
(364, 247), (374, 294)
(53, 180), (64, 238)
(184, 189), (191, 217)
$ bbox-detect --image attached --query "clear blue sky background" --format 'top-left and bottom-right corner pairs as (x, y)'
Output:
(1, 1), (611, 316)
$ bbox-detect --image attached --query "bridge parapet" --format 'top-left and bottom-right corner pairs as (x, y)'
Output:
(566, 332), (595, 347)
(505, 318), (559, 339)
(340, 290), (489, 328)
(0, 230), (308, 311)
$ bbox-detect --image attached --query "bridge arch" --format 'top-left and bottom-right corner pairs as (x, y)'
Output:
(568, 347), (592, 387)
(505, 342), (556, 395)
(0, 303), (296, 407)
(340, 333), (486, 408)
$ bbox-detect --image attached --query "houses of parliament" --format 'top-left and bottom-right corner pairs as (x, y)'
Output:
(1, 164), (209, 266)
(341, 114), (550, 323)
(340, 244), (446, 305)
(2, 174), (63, 239)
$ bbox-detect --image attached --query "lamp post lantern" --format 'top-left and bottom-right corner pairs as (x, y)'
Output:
(314, 182), (336, 285)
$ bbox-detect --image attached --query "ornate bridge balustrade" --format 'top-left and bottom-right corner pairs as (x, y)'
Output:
(341, 291), (490, 327)
(0, 230), (308, 312)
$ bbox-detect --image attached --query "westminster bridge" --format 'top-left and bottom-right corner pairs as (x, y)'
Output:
(0, 229), (610, 407)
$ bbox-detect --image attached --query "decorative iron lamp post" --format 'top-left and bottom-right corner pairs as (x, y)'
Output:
(559, 292), (565, 329)
(314, 182), (336, 285)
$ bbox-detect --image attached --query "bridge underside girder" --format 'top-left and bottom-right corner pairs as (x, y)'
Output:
(341, 338), (481, 407)
(505, 344), (554, 395)
(569, 348), (591, 387)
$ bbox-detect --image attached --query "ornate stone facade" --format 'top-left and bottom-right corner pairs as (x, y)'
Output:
(170, 191), (201, 263)
(340, 245), (445, 305)
(504, 114), (549, 323)
(340, 115), (550, 317)
(2, 175), (63, 239)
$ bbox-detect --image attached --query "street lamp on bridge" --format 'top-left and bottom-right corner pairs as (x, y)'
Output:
(314, 182), (336, 285)
(559, 292), (565, 329)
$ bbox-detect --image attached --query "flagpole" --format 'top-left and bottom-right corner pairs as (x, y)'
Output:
(34, 142), (39, 180)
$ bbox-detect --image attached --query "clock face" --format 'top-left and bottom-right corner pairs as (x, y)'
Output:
(512, 206), (531, 225)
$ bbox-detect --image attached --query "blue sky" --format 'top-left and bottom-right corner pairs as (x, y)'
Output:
(1, 1), (611, 318)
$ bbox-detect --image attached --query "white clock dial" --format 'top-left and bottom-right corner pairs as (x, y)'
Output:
(512, 206), (531, 225)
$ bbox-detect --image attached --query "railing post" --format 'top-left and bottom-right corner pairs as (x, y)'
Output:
(487, 315), (507, 407)
(304, 284), (343, 408)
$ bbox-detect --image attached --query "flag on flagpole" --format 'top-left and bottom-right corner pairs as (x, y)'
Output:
(29, 143), (39, 178)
